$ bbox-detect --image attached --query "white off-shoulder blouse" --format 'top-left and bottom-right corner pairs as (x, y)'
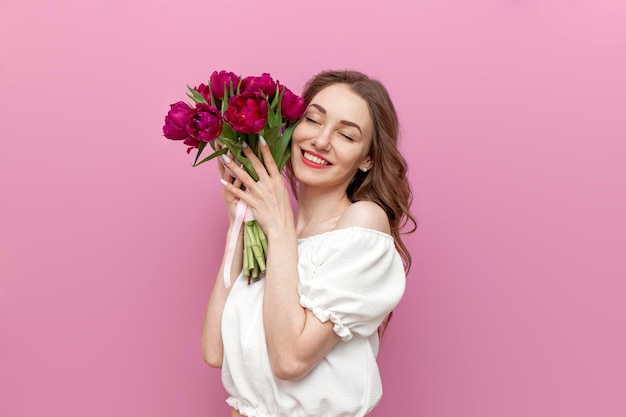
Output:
(221, 227), (406, 417)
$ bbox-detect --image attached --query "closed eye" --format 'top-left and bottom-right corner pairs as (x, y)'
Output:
(340, 133), (354, 141)
(306, 117), (320, 125)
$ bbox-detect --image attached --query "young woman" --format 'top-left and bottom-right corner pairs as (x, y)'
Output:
(202, 70), (416, 417)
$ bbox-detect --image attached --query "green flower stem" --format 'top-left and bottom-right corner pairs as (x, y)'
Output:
(251, 257), (259, 281)
(246, 221), (266, 273)
(242, 233), (249, 276)
(244, 226), (254, 278)
(247, 242), (254, 277)
(256, 224), (268, 255)
(246, 220), (265, 272)
(240, 220), (269, 284)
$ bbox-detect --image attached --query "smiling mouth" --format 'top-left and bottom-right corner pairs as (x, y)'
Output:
(302, 150), (331, 166)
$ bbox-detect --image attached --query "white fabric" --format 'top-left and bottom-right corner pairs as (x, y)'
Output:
(221, 227), (406, 417)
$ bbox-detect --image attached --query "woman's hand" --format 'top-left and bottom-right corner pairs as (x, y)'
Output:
(219, 137), (295, 238)
(220, 137), (341, 381)
(216, 145), (244, 223)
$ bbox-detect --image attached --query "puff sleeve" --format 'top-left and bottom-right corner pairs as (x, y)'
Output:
(297, 227), (406, 341)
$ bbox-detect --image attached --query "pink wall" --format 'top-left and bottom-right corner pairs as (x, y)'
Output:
(1, 1), (625, 416)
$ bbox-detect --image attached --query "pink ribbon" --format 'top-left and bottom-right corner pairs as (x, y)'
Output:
(223, 198), (254, 288)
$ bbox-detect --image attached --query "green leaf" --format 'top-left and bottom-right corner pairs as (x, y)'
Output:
(221, 123), (237, 142)
(246, 133), (258, 154)
(237, 153), (259, 181)
(274, 93), (283, 124)
(268, 106), (280, 129)
(192, 141), (208, 166)
(208, 83), (217, 108)
(222, 86), (230, 110)
(272, 121), (297, 171)
(187, 85), (207, 104)
(236, 77), (242, 94)
(269, 84), (281, 110)
(263, 126), (281, 143)
(265, 88), (283, 128)
(262, 125), (282, 160)
(192, 147), (228, 167)
(278, 148), (292, 172)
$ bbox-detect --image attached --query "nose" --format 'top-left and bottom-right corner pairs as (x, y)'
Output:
(311, 129), (331, 151)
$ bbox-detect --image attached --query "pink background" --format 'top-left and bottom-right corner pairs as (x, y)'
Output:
(1, 1), (625, 416)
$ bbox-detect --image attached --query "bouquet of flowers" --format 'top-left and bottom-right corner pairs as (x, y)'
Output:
(162, 71), (306, 286)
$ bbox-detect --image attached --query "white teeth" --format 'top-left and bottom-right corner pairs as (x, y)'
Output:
(303, 152), (329, 166)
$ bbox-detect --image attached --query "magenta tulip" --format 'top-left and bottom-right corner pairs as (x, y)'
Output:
(280, 86), (306, 122)
(224, 92), (268, 134)
(210, 71), (240, 100)
(163, 101), (193, 140)
(186, 103), (223, 143)
(241, 73), (277, 99)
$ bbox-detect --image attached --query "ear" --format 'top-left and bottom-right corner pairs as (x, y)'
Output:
(360, 156), (372, 171)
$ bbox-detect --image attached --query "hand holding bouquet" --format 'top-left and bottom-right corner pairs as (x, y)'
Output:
(162, 71), (306, 286)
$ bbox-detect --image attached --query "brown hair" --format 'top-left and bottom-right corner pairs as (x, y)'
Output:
(285, 70), (418, 335)
(287, 70), (417, 268)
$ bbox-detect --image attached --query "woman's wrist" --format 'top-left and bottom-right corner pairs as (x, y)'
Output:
(264, 223), (297, 242)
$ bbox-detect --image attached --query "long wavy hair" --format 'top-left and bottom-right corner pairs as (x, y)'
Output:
(285, 70), (418, 335)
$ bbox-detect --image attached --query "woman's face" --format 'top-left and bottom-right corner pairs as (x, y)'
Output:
(291, 83), (374, 191)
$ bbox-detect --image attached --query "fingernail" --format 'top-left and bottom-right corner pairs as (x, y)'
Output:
(221, 153), (232, 164)
(219, 179), (228, 186)
(242, 141), (248, 149)
(259, 135), (267, 146)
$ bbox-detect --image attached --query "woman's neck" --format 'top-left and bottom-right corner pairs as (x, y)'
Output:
(296, 186), (352, 238)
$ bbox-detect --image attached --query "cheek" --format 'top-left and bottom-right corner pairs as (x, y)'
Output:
(290, 123), (315, 153)
(291, 126), (302, 146)
(291, 123), (305, 144)
(290, 127), (305, 156)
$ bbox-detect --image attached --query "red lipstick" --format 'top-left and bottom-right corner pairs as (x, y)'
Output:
(300, 150), (331, 169)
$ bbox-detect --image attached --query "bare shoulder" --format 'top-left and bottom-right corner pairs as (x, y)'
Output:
(336, 201), (391, 234)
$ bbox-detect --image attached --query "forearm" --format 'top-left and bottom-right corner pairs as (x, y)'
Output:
(263, 227), (339, 380)
(217, 141), (339, 379)
(262, 227), (304, 363)
(201, 225), (244, 367)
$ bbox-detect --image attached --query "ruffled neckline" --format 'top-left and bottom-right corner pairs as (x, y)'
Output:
(297, 226), (393, 244)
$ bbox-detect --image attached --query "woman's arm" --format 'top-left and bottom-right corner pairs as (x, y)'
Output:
(201, 155), (245, 368)
(219, 142), (390, 381)
(201, 225), (243, 367)
(262, 227), (341, 380)
(263, 201), (390, 379)
(219, 142), (340, 380)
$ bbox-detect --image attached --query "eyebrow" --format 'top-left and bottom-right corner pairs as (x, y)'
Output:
(309, 103), (363, 134)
